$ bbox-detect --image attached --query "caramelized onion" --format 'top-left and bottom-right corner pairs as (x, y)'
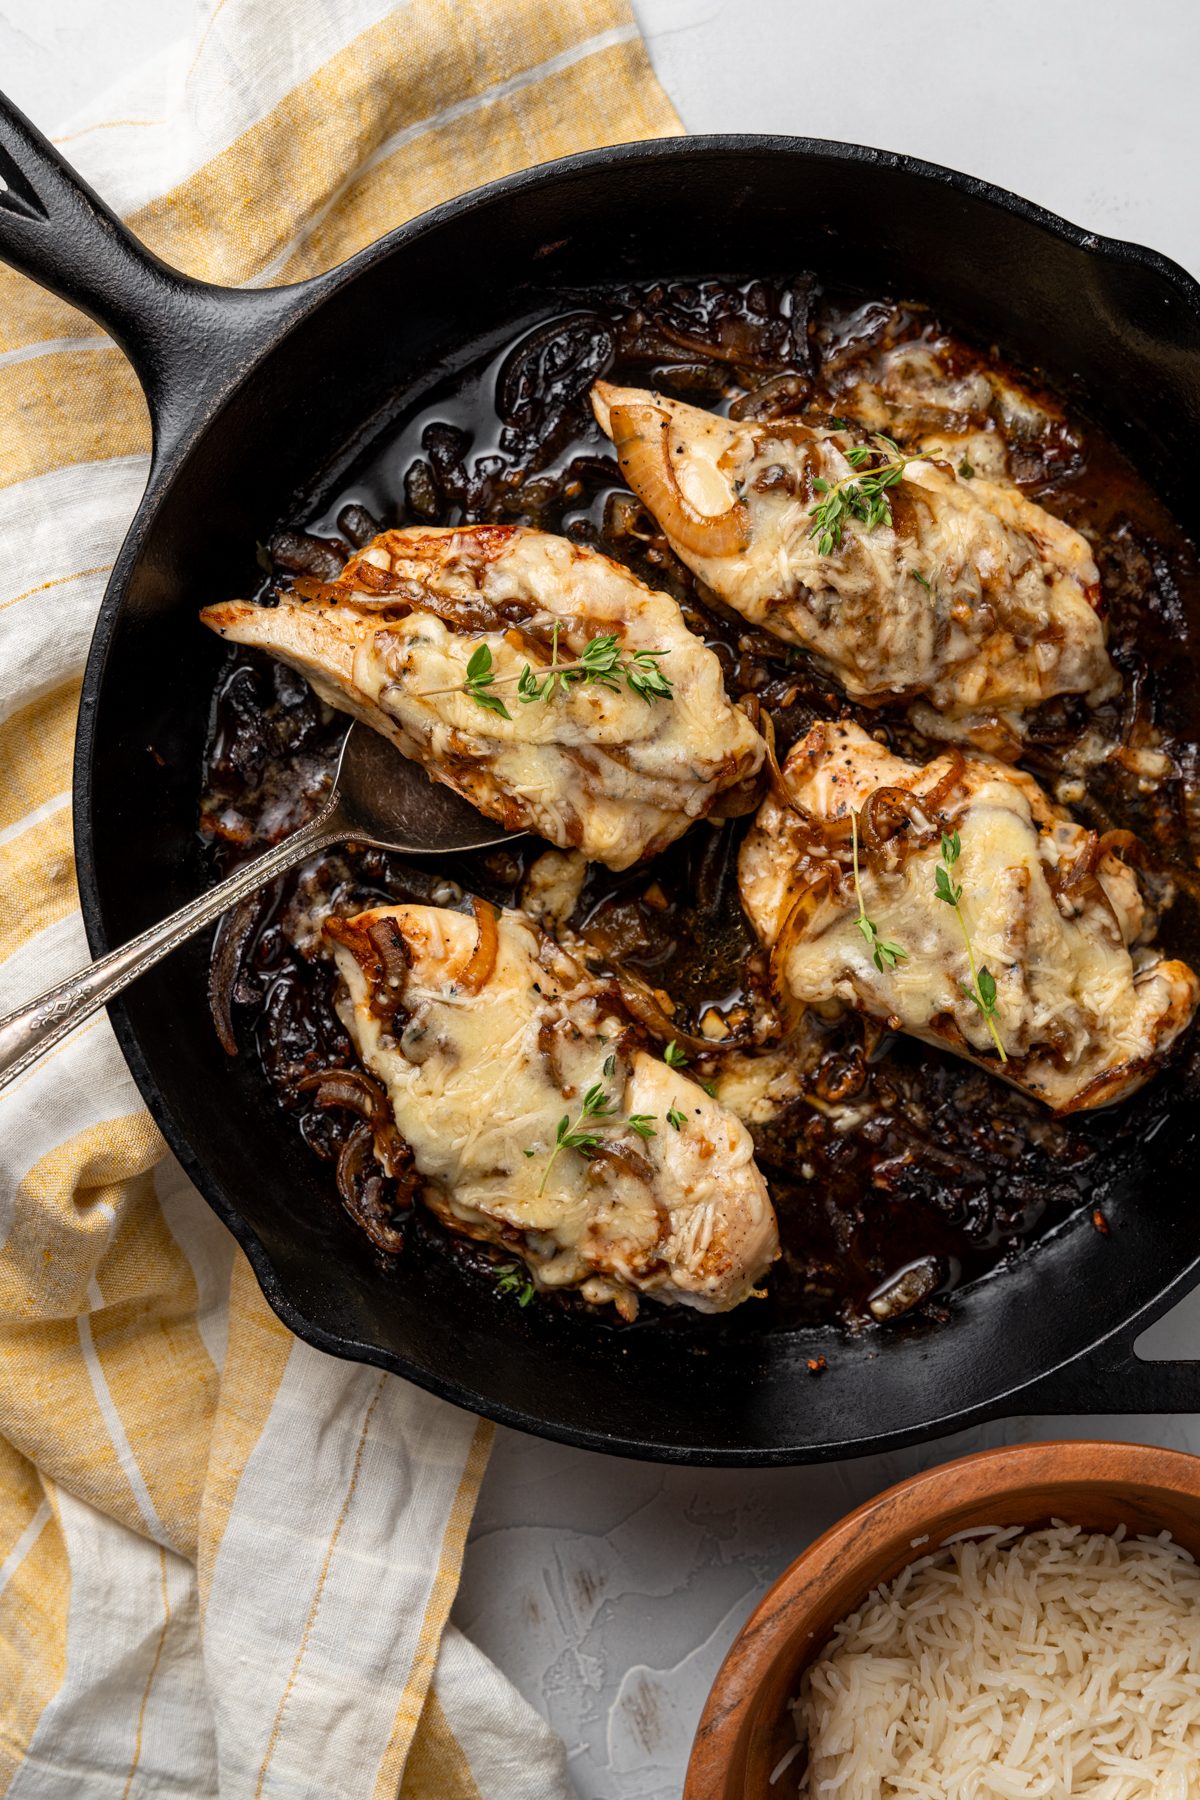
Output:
(290, 575), (344, 604)
(208, 887), (271, 1056)
(336, 502), (381, 548)
(768, 872), (837, 1019)
(590, 1139), (656, 1185)
(867, 1256), (944, 1322)
(729, 372), (813, 420)
(296, 1066), (389, 1126)
(347, 559), (407, 594)
(860, 785), (939, 860)
(326, 914), (413, 1024)
(341, 592), (419, 614)
(269, 528), (347, 580)
(337, 1122), (375, 1187)
(814, 1044), (867, 1103)
(335, 1125), (410, 1253)
(395, 582), (536, 637)
(608, 402), (750, 559)
(1063, 829), (1102, 882)
(304, 1067), (420, 1223)
(366, 917), (412, 1022)
(606, 965), (724, 1054)
(921, 749), (967, 814)
(458, 897), (499, 993)
(760, 709), (797, 810)
(1096, 828), (1146, 868)
(1056, 870), (1126, 945)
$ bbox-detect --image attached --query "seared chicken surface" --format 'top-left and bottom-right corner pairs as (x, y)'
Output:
(739, 721), (1199, 1113)
(591, 382), (1119, 738)
(201, 524), (763, 871)
(326, 901), (780, 1315)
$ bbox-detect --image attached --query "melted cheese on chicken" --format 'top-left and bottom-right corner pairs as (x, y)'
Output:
(327, 902), (779, 1314)
(828, 329), (1081, 486)
(201, 524), (763, 871)
(591, 382), (1118, 737)
(739, 721), (1198, 1113)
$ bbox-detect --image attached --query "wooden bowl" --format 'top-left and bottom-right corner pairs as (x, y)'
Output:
(684, 1440), (1200, 1799)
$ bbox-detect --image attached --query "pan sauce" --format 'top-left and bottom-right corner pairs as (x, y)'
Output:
(198, 275), (1200, 1331)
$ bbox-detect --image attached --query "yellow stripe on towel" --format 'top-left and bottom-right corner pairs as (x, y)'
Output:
(0, 2), (680, 1792)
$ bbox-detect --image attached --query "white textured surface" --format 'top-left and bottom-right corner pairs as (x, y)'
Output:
(3, 5), (1200, 1796)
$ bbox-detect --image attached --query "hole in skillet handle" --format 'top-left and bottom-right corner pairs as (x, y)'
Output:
(0, 154), (49, 222)
(1016, 1307), (1200, 1417)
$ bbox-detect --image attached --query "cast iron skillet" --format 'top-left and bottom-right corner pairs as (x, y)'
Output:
(3, 92), (1200, 1465)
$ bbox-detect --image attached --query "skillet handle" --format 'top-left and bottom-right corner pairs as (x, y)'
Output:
(1015, 1316), (1200, 1416)
(0, 88), (303, 463)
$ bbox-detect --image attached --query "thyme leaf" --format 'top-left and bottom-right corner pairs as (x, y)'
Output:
(662, 1040), (688, 1068)
(933, 830), (1007, 1061)
(536, 1081), (658, 1195)
(494, 1262), (535, 1306)
(666, 1107), (687, 1131)
(808, 436), (925, 555)
(851, 810), (907, 974)
(462, 642), (511, 719)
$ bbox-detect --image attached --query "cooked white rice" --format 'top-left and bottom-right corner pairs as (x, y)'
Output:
(788, 1521), (1200, 1798)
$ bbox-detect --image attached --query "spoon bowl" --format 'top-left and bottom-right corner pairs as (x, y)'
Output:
(328, 721), (522, 855)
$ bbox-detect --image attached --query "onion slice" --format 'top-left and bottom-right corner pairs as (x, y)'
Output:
(608, 401), (750, 559)
(458, 896), (499, 993)
(208, 887), (271, 1056)
(860, 785), (940, 861)
(335, 1125), (410, 1253)
(759, 709), (798, 811)
(295, 1065), (389, 1126)
(768, 871), (838, 1022)
(921, 748), (967, 815)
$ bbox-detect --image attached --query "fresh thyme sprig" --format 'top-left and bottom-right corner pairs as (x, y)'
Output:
(933, 830), (1007, 1062)
(537, 1081), (657, 1196)
(522, 626), (672, 706)
(809, 435), (926, 555)
(666, 1107), (687, 1131)
(425, 623), (673, 720)
(850, 810), (907, 974)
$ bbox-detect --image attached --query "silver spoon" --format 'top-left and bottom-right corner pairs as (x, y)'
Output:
(0, 725), (522, 1093)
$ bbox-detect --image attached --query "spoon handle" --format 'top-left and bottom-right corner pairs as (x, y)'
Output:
(0, 800), (343, 1096)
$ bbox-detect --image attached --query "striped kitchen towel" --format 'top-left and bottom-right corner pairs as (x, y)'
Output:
(0, 4), (680, 1794)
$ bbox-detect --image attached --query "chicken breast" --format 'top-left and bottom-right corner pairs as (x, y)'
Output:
(591, 382), (1119, 738)
(326, 901), (779, 1315)
(201, 523), (763, 871)
(739, 720), (1198, 1113)
(824, 324), (1082, 487)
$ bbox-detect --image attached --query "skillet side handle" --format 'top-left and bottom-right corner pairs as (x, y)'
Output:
(1014, 1323), (1200, 1417)
(0, 88), (302, 464)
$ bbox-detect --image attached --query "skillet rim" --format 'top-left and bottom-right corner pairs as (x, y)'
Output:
(72, 132), (1200, 1464)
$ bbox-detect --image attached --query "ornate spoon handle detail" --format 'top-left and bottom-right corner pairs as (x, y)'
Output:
(0, 801), (343, 1095)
